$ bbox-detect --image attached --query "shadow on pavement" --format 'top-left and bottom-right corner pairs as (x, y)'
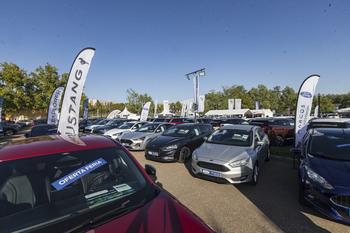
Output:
(236, 157), (332, 233)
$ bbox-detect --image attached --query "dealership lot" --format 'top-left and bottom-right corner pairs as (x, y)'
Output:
(131, 151), (350, 233)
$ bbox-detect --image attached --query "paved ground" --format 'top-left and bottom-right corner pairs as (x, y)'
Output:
(2, 130), (350, 232)
(131, 151), (350, 233)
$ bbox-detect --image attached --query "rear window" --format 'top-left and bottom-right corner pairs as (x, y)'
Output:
(250, 120), (269, 127)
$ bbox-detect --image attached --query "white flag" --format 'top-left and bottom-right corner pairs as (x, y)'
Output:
(235, 99), (241, 110)
(255, 101), (259, 110)
(228, 99), (234, 110)
(198, 95), (205, 112)
(48, 87), (64, 125)
(181, 102), (187, 117)
(154, 99), (158, 116)
(107, 109), (121, 119)
(295, 75), (320, 147)
(58, 47), (95, 146)
(163, 100), (169, 114)
(140, 102), (151, 121)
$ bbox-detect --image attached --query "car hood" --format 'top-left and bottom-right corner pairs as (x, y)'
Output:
(94, 125), (113, 131)
(93, 190), (213, 233)
(122, 131), (152, 140)
(195, 142), (252, 163)
(148, 135), (187, 148)
(104, 128), (130, 135)
(308, 155), (350, 189)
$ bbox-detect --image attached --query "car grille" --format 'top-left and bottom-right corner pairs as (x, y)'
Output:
(331, 195), (350, 208)
(334, 209), (350, 220)
(197, 161), (230, 172)
(120, 139), (133, 145)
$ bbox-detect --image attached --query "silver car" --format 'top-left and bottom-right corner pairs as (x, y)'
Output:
(191, 125), (270, 185)
(120, 122), (174, 150)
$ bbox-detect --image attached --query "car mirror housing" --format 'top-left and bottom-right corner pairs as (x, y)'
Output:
(145, 164), (156, 176)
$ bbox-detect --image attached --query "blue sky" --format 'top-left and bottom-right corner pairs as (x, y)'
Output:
(1, 0), (349, 103)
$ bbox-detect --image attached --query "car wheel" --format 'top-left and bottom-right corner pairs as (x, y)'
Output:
(178, 146), (191, 163)
(5, 130), (14, 136)
(265, 146), (271, 161)
(274, 135), (284, 147)
(250, 162), (259, 185)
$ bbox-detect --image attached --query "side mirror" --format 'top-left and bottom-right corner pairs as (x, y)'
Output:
(145, 164), (156, 176)
(24, 132), (29, 138)
(204, 136), (208, 141)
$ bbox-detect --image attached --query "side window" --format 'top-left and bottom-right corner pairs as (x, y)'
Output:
(199, 125), (209, 134)
(192, 126), (200, 136)
(258, 128), (265, 139)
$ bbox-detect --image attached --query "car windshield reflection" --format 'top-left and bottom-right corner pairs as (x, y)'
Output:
(207, 129), (252, 147)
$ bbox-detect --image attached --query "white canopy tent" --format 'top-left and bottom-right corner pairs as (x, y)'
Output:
(204, 109), (250, 118)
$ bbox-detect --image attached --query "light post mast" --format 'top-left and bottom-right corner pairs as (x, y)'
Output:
(185, 68), (205, 123)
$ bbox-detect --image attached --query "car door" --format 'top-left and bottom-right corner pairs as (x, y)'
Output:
(254, 128), (264, 165)
(187, 125), (203, 150)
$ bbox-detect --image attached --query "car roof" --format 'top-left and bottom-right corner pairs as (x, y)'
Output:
(220, 125), (255, 130)
(0, 135), (117, 162)
(311, 128), (350, 136)
(309, 118), (350, 123)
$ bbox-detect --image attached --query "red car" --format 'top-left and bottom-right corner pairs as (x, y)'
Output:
(0, 135), (214, 233)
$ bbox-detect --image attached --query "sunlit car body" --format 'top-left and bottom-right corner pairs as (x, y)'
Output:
(192, 125), (270, 185)
(84, 119), (111, 133)
(145, 123), (214, 163)
(120, 123), (175, 150)
(92, 118), (132, 134)
(306, 118), (350, 130)
(295, 128), (350, 224)
(104, 121), (149, 140)
(0, 135), (214, 233)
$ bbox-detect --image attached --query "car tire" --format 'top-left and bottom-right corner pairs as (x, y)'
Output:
(274, 135), (284, 147)
(250, 162), (259, 185)
(5, 130), (14, 136)
(178, 146), (191, 163)
(265, 146), (271, 161)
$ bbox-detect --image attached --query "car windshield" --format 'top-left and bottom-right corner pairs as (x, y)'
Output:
(90, 119), (102, 125)
(207, 129), (252, 147)
(136, 124), (158, 132)
(162, 125), (190, 137)
(98, 119), (110, 125)
(118, 122), (135, 129)
(0, 146), (155, 232)
(106, 120), (123, 126)
(308, 133), (350, 161)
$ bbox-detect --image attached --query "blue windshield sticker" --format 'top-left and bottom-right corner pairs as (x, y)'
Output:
(336, 144), (350, 148)
(52, 158), (107, 191)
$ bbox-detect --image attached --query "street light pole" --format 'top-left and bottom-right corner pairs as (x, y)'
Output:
(185, 68), (205, 123)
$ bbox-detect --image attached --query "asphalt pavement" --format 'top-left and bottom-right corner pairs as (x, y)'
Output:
(131, 151), (350, 233)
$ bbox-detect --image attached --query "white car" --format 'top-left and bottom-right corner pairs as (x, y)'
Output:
(104, 121), (149, 140)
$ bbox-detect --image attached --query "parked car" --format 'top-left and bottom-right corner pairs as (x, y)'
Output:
(79, 118), (103, 132)
(191, 125), (270, 185)
(0, 121), (19, 136)
(292, 128), (350, 224)
(145, 123), (214, 163)
(249, 117), (294, 146)
(221, 118), (249, 126)
(24, 124), (57, 138)
(91, 118), (131, 134)
(0, 135), (214, 233)
(30, 118), (48, 126)
(0, 125), (4, 139)
(166, 117), (187, 124)
(104, 121), (149, 140)
(120, 123), (174, 150)
(84, 118), (112, 133)
(306, 118), (350, 130)
(16, 120), (30, 128)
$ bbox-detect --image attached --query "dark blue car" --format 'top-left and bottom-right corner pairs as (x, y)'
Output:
(294, 128), (350, 224)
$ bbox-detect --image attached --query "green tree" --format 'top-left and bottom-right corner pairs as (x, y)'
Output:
(221, 85), (253, 109)
(205, 90), (225, 110)
(249, 85), (271, 109)
(280, 86), (297, 114)
(126, 88), (153, 114)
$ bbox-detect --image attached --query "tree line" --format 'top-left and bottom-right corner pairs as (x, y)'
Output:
(1, 62), (348, 117)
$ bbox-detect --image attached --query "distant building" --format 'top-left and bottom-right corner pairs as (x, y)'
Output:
(88, 99), (117, 106)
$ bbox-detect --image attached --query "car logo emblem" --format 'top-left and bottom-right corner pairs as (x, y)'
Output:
(300, 92), (312, 98)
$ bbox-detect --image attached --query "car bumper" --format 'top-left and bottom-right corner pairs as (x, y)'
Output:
(120, 139), (146, 150)
(145, 148), (178, 162)
(191, 159), (253, 184)
(302, 178), (350, 224)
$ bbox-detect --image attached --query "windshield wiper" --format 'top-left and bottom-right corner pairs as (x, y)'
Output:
(69, 200), (146, 233)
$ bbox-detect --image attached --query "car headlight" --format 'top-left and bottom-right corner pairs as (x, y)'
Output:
(113, 132), (121, 136)
(136, 136), (146, 141)
(192, 151), (198, 161)
(305, 166), (334, 190)
(164, 144), (178, 150)
(229, 157), (250, 168)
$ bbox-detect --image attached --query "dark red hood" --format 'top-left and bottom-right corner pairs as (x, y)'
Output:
(91, 190), (214, 233)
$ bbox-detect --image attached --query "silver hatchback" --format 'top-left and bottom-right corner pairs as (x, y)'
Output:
(191, 125), (270, 185)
